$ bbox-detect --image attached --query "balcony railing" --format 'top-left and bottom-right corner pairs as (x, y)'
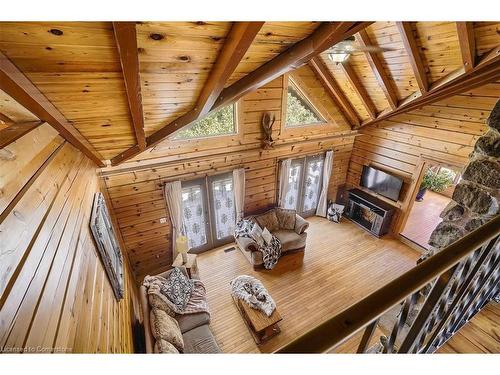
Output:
(276, 214), (500, 353)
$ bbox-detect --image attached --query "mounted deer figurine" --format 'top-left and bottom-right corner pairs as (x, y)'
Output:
(261, 112), (276, 149)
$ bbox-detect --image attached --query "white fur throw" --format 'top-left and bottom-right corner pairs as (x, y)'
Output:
(230, 275), (276, 317)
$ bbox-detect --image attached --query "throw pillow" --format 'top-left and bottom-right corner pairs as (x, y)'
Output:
(255, 209), (279, 232)
(275, 208), (296, 230)
(160, 267), (193, 311)
(148, 292), (176, 317)
(150, 308), (184, 352)
(262, 227), (272, 245)
(249, 223), (264, 247)
(154, 339), (180, 354)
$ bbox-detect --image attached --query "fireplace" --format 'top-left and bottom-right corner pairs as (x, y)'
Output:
(352, 204), (378, 230)
(345, 189), (395, 237)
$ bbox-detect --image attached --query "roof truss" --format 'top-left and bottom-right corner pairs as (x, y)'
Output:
(112, 21), (373, 165)
(111, 21), (264, 165)
(357, 29), (399, 110)
(308, 57), (360, 127)
(0, 51), (105, 167)
(396, 22), (429, 94)
(358, 48), (500, 129)
(339, 61), (378, 120)
(113, 22), (147, 150)
(456, 22), (476, 72)
(0, 120), (42, 148)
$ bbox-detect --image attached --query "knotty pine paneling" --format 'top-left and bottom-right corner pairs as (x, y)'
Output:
(0, 22), (136, 159)
(345, 82), (496, 233)
(0, 123), (140, 353)
(102, 72), (356, 281)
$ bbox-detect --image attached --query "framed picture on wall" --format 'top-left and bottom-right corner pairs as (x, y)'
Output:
(90, 192), (124, 300)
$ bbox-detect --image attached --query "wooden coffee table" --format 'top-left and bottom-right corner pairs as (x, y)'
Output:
(233, 296), (282, 345)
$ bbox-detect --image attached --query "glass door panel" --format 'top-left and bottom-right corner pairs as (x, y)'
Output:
(181, 180), (211, 253)
(208, 174), (236, 247)
(301, 156), (324, 216)
(283, 162), (303, 210)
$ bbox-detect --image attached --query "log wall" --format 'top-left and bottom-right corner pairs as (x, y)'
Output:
(346, 82), (498, 233)
(101, 70), (356, 280)
(0, 123), (141, 353)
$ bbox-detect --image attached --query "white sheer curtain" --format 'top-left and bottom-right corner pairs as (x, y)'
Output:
(233, 168), (246, 221)
(278, 159), (292, 207)
(316, 150), (333, 217)
(164, 181), (183, 260)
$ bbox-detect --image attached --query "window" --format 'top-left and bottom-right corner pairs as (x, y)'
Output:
(282, 154), (325, 217)
(181, 173), (236, 252)
(173, 104), (236, 140)
(285, 80), (326, 128)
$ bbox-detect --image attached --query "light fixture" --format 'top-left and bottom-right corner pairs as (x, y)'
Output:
(327, 52), (349, 63)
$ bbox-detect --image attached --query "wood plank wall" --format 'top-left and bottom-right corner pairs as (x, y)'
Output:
(346, 82), (498, 232)
(102, 70), (356, 281)
(0, 123), (141, 353)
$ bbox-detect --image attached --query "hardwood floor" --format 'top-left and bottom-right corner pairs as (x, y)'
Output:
(401, 190), (451, 250)
(197, 216), (420, 353)
(438, 302), (500, 354)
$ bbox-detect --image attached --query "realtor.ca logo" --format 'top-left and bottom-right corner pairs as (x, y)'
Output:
(1, 346), (72, 353)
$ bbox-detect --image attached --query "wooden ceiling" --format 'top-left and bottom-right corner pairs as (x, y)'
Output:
(0, 21), (498, 165)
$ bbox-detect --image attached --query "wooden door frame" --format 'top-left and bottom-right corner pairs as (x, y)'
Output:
(180, 177), (214, 254)
(207, 172), (237, 248)
(276, 152), (326, 218)
(394, 155), (464, 250)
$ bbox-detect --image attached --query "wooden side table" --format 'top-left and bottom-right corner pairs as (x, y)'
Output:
(173, 253), (199, 279)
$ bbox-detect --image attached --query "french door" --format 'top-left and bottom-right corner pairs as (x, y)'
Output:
(181, 173), (236, 253)
(282, 154), (324, 217)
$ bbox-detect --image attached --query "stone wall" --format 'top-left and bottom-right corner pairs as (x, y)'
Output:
(428, 99), (500, 250)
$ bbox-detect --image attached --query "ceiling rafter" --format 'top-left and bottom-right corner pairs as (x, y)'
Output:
(396, 22), (429, 94)
(358, 48), (500, 129)
(111, 21), (264, 166)
(357, 29), (399, 110)
(0, 51), (106, 167)
(308, 57), (360, 128)
(212, 22), (373, 111)
(0, 120), (43, 148)
(456, 22), (476, 72)
(113, 22), (147, 150)
(340, 61), (377, 120)
(0, 112), (14, 125)
(111, 21), (374, 166)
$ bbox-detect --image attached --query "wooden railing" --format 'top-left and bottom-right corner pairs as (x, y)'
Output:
(276, 214), (500, 353)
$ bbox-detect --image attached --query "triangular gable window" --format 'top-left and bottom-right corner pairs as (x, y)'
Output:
(173, 103), (236, 140)
(285, 80), (326, 127)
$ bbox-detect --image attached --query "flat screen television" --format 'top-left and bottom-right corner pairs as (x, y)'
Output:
(360, 166), (403, 201)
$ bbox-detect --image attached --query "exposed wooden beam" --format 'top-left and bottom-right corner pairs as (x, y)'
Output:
(0, 112), (14, 125)
(340, 61), (377, 120)
(308, 57), (360, 127)
(212, 22), (373, 111)
(456, 22), (476, 72)
(357, 29), (398, 110)
(0, 51), (105, 167)
(194, 22), (264, 118)
(0, 120), (42, 148)
(113, 22), (147, 150)
(396, 22), (429, 94)
(112, 21), (373, 166)
(358, 49), (500, 129)
(111, 21), (264, 165)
